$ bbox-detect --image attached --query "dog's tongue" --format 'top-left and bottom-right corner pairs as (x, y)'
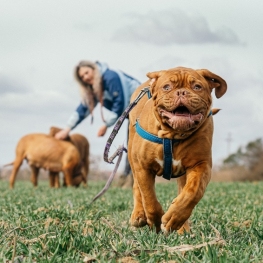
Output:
(169, 115), (191, 126)
(160, 109), (203, 130)
(161, 110), (190, 119)
(161, 109), (202, 121)
(169, 113), (203, 122)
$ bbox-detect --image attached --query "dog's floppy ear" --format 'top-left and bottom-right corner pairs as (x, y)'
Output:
(146, 70), (164, 96)
(146, 70), (163, 80)
(196, 69), (227, 98)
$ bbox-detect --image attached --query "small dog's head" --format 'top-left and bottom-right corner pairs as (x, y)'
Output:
(72, 163), (84, 187)
(147, 67), (227, 135)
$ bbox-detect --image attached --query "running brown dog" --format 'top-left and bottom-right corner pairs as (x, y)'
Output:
(49, 126), (90, 187)
(128, 67), (227, 233)
(8, 133), (82, 189)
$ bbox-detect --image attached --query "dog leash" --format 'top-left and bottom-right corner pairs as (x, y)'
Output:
(88, 87), (151, 205)
(88, 145), (125, 205)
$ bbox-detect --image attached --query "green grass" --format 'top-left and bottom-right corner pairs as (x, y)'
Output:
(0, 180), (262, 262)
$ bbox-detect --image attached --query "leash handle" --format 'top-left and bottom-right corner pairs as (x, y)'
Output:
(103, 87), (150, 164)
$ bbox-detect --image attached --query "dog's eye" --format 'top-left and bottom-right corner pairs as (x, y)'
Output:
(193, 85), (202, 91)
(163, 85), (171, 91)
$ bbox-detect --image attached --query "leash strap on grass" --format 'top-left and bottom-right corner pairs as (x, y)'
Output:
(88, 145), (125, 205)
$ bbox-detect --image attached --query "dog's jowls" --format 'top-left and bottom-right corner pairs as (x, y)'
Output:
(128, 67), (227, 233)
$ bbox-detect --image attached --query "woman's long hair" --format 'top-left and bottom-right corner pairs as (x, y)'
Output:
(74, 60), (104, 122)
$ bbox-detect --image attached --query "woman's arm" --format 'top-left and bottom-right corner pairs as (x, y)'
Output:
(67, 103), (90, 129)
(55, 103), (90, 140)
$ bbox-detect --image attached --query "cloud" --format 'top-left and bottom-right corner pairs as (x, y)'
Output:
(140, 55), (187, 74)
(0, 74), (30, 95)
(113, 9), (241, 46)
(0, 89), (75, 118)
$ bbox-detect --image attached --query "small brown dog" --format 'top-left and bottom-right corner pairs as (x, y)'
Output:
(128, 67), (227, 233)
(49, 126), (90, 187)
(8, 133), (82, 188)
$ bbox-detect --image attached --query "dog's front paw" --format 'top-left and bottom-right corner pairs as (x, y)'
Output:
(161, 223), (169, 234)
(130, 211), (147, 228)
(161, 207), (191, 233)
(161, 217), (181, 233)
(161, 221), (190, 234)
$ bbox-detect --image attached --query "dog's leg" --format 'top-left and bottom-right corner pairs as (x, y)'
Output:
(129, 152), (147, 228)
(49, 172), (55, 187)
(176, 175), (191, 234)
(81, 165), (87, 187)
(161, 162), (211, 233)
(133, 171), (164, 232)
(63, 168), (73, 186)
(54, 173), (60, 188)
(82, 155), (89, 187)
(130, 176), (147, 228)
(9, 157), (23, 189)
(30, 165), (39, 187)
(49, 172), (60, 188)
(62, 174), (67, 187)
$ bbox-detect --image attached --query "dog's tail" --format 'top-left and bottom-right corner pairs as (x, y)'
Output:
(211, 108), (221, 115)
(3, 162), (14, 167)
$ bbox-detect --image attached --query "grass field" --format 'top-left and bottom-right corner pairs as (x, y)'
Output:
(0, 180), (262, 262)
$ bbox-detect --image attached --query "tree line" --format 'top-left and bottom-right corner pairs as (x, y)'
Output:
(221, 138), (263, 180)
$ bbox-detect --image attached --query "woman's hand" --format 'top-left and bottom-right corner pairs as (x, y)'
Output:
(97, 125), (107, 137)
(55, 127), (71, 140)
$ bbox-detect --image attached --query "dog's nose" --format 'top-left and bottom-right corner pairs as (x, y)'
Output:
(176, 89), (188, 96)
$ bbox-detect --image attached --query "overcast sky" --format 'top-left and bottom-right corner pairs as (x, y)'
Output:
(1, 0), (263, 171)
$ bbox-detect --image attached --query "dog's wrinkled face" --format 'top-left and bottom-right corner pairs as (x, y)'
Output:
(156, 74), (210, 131)
(148, 67), (227, 133)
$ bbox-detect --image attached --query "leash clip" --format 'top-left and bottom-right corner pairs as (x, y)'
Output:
(134, 87), (151, 104)
(108, 145), (127, 164)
